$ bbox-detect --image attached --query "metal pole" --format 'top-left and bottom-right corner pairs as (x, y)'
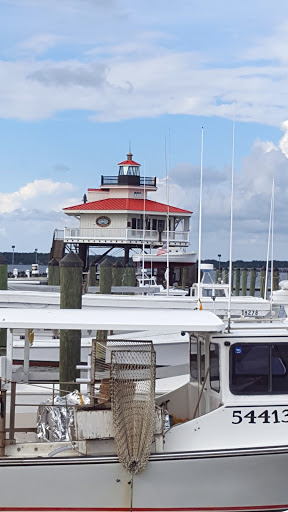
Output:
(0, 381), (6, 456)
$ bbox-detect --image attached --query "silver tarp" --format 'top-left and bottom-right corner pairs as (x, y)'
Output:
(37, 390), (89, 442)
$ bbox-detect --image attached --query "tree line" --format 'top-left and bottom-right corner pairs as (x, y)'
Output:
(3, 252), (288, 269)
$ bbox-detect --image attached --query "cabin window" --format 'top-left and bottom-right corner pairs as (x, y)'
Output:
(200, 340), (205, 383)
(190, 336), (206, 383)
(210, 343), (220, 392)
(190, 336), (198, 381)
(230, 343), (288, 395)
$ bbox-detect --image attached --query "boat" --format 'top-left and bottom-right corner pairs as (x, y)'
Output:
(0, 306), (288, 510)
(132, 248), (197, 266)
(136, 271), (188, 296)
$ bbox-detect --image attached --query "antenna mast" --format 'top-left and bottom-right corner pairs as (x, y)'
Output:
(227, 106), (235, 331)
(270, 178), (275, 317)
(165, 131), (170, 296)
(264, 178), (274, 301)
(197, 127), (204, 308)
(142, 160), (146, 284)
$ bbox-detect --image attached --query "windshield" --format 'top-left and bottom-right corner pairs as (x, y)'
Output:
(230, 343), (288, 394)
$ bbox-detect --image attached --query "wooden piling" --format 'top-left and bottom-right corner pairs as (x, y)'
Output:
(234, 268), (240, 296)
(97, 259), (112, 344)
(273, 268), (280, 291)
(122, 263), (136, 288)
(242, 269), (247, 296)
(222, 269), (228, 284)
(99, 258), (112, 294)
(88, 261), (96, 287)
(59, 251), (83, 396)
(260, 268), (265, 298)
(48, 257), (60, 286)
(112, 261), (124, 287)
(249, 268), (256, 296)
(0, 254), (7, 352)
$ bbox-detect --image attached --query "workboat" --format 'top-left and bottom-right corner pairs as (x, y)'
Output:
(0, 307), (288, 510)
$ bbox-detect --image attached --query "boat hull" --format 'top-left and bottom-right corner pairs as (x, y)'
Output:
(1, 446), (288, 511)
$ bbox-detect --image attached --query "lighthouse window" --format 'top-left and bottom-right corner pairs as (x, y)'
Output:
(230, 343), (288, 395)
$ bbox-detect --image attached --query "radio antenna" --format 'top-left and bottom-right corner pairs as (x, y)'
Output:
(227, 104), (235, 332)
(264, 178), (274, 301)
(197, 127), (204, 308)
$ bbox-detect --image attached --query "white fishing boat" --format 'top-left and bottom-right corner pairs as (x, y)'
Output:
(0, 307), (288, 510)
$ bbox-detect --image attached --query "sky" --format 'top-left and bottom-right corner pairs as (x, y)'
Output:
(1, 0), (288, 260)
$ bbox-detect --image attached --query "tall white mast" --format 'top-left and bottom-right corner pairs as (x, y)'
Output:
(270, 178), (275, 316)
(264, 178), (274, 301)
(197, 127), (204, 307)
(142, 160), (146, 284)
(165, 131), (170, 296)
(227, 107), (235, 332)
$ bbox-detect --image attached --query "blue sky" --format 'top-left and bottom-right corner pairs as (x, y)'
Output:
(1, 0), (288, 259)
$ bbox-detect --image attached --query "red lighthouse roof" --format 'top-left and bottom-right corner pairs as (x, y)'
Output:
(118, 159), (140, 166)
(64, 198), (192, 214)
(118, 151), (140, 167)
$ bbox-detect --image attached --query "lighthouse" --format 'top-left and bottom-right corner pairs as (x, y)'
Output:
(52, 152), (192, 269)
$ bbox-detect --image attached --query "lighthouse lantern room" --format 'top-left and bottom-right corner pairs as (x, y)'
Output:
(53, 152), (192, 268)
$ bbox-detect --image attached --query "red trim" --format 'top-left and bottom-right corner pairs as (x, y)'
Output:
(0, 505), (287, 511)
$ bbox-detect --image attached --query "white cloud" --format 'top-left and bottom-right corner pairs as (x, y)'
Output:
(1, 3), (288, 125)
(152, 121), (288, 259)
(18, 34), (63, 57)
(0, 179), (76, 213)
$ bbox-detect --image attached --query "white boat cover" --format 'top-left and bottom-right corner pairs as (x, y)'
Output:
(0, 307), (224, 332)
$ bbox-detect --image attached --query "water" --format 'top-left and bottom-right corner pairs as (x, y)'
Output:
(8, 264), (48, 277)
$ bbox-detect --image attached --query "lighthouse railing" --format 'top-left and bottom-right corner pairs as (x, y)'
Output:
(64, 227), (189, 243)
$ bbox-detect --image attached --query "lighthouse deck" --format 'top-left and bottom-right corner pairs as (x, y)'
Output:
(55, 228), (190, 246)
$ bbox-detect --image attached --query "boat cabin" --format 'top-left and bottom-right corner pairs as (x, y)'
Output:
(159, 322), (288, 452)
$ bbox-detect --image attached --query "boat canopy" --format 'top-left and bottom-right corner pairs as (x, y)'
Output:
(0, 307), (224, 333)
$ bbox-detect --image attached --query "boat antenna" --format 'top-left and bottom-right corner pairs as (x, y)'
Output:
(264, 178), (274, 301)
(197, 127), (204, 309)
(270, 178), (275, 317)
(165, 130), (170, 296)
(142, 160), (146, 285)
(227, 105), (235, 332)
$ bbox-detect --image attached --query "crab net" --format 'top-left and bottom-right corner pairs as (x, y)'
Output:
(110, 342), (156, 474)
